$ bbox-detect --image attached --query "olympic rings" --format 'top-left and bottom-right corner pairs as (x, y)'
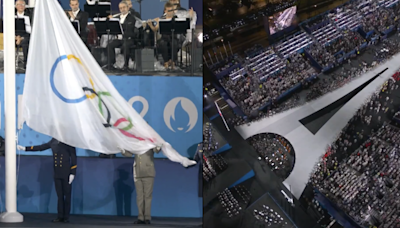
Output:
(50, 55), (155, 143)
(50, 55), (96, 103)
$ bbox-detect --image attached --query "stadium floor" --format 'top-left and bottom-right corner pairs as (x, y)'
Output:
(0, 213), (202, 228)
(207, 116), (317, 228)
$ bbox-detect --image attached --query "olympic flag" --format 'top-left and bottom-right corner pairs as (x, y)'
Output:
(22, 0), (196, 167)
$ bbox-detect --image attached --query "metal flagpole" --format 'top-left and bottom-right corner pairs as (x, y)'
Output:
(207, 51), (214, 65)
(222, 41), (228, 58)
(0, 0), (24, 223)
(214, 101), (230, 131)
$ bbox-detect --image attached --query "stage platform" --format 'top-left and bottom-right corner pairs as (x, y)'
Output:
(0, 213), (202, 228)
(12, 68), (203, 77)
(0, 55), (202, 77)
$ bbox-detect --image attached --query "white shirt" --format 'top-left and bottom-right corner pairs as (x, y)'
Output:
(119, 13), (128, 24)
(117, 13), (128, 40)
(70, 9), (80, 22)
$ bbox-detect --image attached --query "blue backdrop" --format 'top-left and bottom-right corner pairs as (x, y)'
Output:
(57, 0), (189, 21)
(0, 74), (202, 158)
(0, 0), (201, 25)
(0, 156), (202, 218)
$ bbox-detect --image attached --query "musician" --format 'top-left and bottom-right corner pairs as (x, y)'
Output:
(169, 0), (186, 11)
(124, 0), (141, 19)
(67, 0), (89, 45)
(148, 2), (184, 69)
(15, 0), (32, 68)
(167, 0), (196, 57)
(169, 0), (196, 34)
(106, 1), (138, 70)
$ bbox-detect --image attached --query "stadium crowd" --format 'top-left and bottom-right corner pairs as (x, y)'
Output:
(305, 64), (371, 102)
(305, 43), (336, 69)
(309, 78), (400, 227)
(219, 2), (400, 126)
(221, 51), (315, 117)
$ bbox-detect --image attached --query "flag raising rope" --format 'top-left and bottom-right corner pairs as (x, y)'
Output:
(22, 0), (196, 167)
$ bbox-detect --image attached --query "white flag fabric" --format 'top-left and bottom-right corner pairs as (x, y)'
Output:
(22, 0), (196, 167)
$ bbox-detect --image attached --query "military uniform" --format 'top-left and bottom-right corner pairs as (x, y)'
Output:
(26, 138), (77, 221)
(123, 147), (160, 223)
(133, 148), (160, 223)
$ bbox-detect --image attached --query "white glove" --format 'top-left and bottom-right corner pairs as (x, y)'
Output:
(17, 145), (26, 151)
(182, 159), (197, 167)
(118, 147), (126, 154)
(69, 174), (75, 184)
(119, 147), (133, 157)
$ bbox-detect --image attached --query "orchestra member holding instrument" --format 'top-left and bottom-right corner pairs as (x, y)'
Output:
(169, 0), (186, 11)
(67, 0), (89, 46)
(107, 0), (140, 19)
(125, 0), (141, 19)
(15, 0), (33, 68)
(147, 2), (179, 69)
(106, 1), (138, 70)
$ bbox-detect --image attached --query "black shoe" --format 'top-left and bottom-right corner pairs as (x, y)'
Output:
(103, 65), (118, 71)
(63, 219), (70, 223)
(134, 220), (145, 224)
(121, 66), (133, 73)
(145, 220), (151, 224)
(52, 218), (63, 223)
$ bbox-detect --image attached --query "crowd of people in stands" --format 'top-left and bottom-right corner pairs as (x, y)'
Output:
(220, 51), (314, 117)
(325, 30), (364, 58)
(221, 0), (400, 126)
(375, 9), (396, 33)
(244, 44), (264, 58)
(363, 9), (390, 33)
(210, 55), (241, 76)
(309, 78), (400, 227)
(305, 43), (336, 69)
(305, 63), (371, 102)
(375, 39), (400, 62)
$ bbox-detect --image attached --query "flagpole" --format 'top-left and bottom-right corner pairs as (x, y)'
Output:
(0, 0), (23, 223)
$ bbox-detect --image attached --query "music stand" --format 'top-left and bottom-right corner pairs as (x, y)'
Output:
(84, 3), (111, 19)
(94, 20), (123, 70)
(134, 0), (144, 16)
(72, 21), (81, 34)
(15, 18), (26, 70)
(159, 18), (189, 69)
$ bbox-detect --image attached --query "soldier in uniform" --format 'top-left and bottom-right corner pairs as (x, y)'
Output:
(18, 138), (77, 223)
(121, 146), (161, 225)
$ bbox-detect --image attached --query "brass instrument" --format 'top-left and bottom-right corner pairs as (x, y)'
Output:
(111, 13), (121, 17)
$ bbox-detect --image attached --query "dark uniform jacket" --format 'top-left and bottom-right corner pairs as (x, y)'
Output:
(26, 138), (77, 179)
(15, 9), (33, 37)
(114, 13), (138, 40)
(129, 8), (141, 19)
(66, 9), (89, 40)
